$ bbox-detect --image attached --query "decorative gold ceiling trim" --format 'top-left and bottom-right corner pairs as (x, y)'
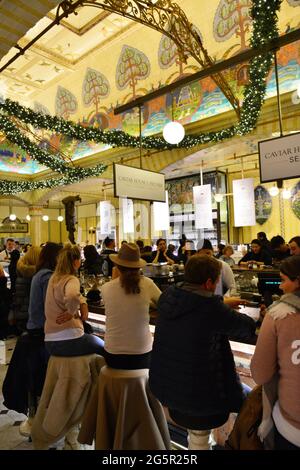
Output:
(74, 21), (137, 64)
(18, 39), (75, 69)
(47, 9), (111, 35)
(19, 21), (137, 68)
(2, 71), (42, 90)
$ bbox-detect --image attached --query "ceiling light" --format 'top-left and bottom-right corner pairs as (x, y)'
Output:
(269, 186), (279, 197)
(42, 215), (49, 221)
(57, 215), (64, 222)
(163, 121), (185, 145)
(9, 214), (16, 221)
(282, 188), (291, 199)
(26, 215), (31, 221)
(214, 193), (224, 203)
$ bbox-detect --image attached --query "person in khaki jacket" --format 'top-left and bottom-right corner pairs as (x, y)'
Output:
(251, 255), (300, 450)
(44, 243), (104, 356)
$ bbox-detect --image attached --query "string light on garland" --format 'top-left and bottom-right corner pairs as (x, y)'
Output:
(0, 161), (107, 195)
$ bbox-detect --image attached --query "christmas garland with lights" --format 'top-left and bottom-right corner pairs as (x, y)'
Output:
(0, 163), (107, 195)
(0, 0), (281, 194)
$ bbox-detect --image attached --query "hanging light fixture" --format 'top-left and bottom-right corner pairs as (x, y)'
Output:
(269, 185), (279, 197)
(57, 215), (64, 222)
(214, 193), (224, 203)
(282, 188), (291, 199)
(163, 93), (185, 144)
(26, 215), (31, 221)
(9, 213), (16, 221)
(42, 215), (49, 221)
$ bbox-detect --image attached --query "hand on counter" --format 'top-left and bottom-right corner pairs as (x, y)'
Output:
(224, 297), (250, 309)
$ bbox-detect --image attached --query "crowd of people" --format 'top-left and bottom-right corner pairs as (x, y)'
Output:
(0, 231), (299, 450)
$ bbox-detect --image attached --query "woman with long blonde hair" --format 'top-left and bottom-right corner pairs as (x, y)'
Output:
(44, 243), (104, 356)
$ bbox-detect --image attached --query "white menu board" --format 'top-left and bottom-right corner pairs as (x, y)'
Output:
(122, 198), (134, 234)
(233, 178), (256, 227)
(193, 185), (213, 229)
(100, 201), (112, 235)
(153, 191), (170, 231)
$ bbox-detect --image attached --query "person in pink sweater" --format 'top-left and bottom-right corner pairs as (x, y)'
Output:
(251, 255), (300, 450)
(44, 244), (104, 356)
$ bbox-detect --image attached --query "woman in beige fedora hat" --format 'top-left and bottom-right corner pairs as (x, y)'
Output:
(101, 243), (162, 369)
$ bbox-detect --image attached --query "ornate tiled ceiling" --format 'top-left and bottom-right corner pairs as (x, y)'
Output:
(0, 0), (300, 188)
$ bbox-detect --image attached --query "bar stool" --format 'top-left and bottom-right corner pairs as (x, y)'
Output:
(78, 366), (171, 450)
(31, 354), (105, 450)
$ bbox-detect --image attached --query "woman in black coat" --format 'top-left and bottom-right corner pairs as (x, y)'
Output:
(83, 244), (103, 275)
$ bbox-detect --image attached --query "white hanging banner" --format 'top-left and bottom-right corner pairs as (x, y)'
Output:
(122, 198), (134, 234)
(153, 191), (170, 231)
(100, 201), (111, 235)
(193, 185), (213, 229)
(233, 178), (256, 227)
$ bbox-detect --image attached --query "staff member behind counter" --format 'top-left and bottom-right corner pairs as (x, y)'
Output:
(239, 239), (272, 267)
(151, 238), (175, 265)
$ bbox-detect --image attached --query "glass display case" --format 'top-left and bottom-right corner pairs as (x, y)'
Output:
(166, 171), (228, 250)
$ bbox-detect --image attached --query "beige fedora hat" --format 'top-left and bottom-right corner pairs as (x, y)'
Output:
(109, 243), (146, 269)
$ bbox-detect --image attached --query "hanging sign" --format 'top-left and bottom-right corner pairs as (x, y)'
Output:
(122, 198), (134, 234)
(193, 185), (213, 229)
(100, 201), (111, 235)
(153, 191), (170, 231)
(114, 163), (165, 202)
(233, 178), (256, 227)
(258, 132), (300, 182)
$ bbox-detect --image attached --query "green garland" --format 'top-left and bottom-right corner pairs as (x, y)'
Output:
(0, 0), (281, 194)
(0, 164), (106, 195)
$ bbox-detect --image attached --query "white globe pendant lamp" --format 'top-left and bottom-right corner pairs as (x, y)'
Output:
(163, 120), (185, 145)
(282, 188), (291, 200)
(269, 185), (279, 197)
(214, 193), (224, 203)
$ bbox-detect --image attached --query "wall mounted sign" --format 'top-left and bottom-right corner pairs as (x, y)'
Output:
(193, 184), (213, 229)
(254, 185), (272, 225)
(233, 178), (256, 227)
(0, 222), (28, 233)
(114, 163), (165, 202)
(258, 133), (300, 183)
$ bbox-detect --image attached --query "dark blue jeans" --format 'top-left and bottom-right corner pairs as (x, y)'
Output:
(46, 333), (104, 357)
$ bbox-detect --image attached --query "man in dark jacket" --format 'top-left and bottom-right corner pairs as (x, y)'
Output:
(149, 254), (256, 450)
